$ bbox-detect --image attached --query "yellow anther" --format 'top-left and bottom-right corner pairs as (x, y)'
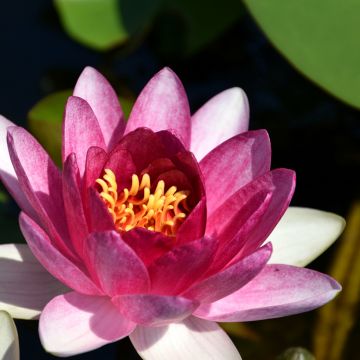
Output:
(129, 174), (140, 196)
(96, 169), (190, 236)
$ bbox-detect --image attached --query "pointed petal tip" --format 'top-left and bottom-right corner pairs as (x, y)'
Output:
(267, 207), (345, 267)
(223, 87), (249, 104)
(80, 65), (99, 76)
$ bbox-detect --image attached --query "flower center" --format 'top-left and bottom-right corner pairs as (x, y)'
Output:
(96, 169), (190, 236)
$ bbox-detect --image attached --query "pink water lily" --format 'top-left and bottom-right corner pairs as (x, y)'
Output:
(0, 67), (344, 359)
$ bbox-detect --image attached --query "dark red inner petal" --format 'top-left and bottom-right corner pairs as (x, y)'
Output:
(81, 127), (207, 256)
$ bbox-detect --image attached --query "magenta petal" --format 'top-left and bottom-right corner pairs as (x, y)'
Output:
(19, 212), (102, 296)
(7, 126), (73, 259)
(122, 228), (174, 266)
(86, 188), (115, 233)
(40, 292), (135, 357)
(176, 197), (207, 245)
(83, 146), (108, 193)
(114, 128), (166, 172)
(231, 169), (296, 260)
(112, 294), (199, 326)
(207, 169), (295, 266)
(148, 237), (217, 295)
(73, 67), (125, 149)
(191, 87), (249, 160)
(200, 130), (271, 217)
(104, 147), (136, 190)
(209, 192), (272, 272)
(194, 264), (341, 322)
(62, 96), (106, 175)
(86, 231), (150, 296)
(125, 68), (191, 148)
(183, 243), (272, 303)
(63, 154), (88, 257)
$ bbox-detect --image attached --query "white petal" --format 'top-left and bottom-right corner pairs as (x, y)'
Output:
(130, 316), (241, 360)
(191, 88), (249, 161)
(0, 116), (15, 179)
(266, 207), (345, 267)
(0, 311), (20, 360)
(0, 116), (34, 217)
(0, 244), (68, 319)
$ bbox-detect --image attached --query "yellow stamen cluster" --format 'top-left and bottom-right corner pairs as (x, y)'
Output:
(96, 169), (189, 236)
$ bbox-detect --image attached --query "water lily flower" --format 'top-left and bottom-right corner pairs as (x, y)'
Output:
(0, 67), (344, 359)
(0, 311), (19, 360)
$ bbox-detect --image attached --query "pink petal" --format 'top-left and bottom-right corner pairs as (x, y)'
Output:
(113, 294), (198, 327)
(200, 130), (271, 217)
(103, 147), (136, 190)
(0, 117), (35, 218)
(121, 228), (174, 266)
(62, 154), (88, 257)
(184, 243), (272, 303)
(62, 96), (106, 175)
(191, 87), (249, 160)
(86, 188), (115, 232)
(83, 146), (108, 194)
(19, 212), (102, 296)
(73, 66), (125, 149)
(207, 169), (295, 268)
(125, 68), (191, 148)
(194, 264), (341, 322)
(176, 197), (207, 245)
(86, 231), (150, 296)
(7, 126), (74, 259)
(230, 169), (296, 261)
(148, 237), (217, 295)
(114, 128), (167, 172)
(130, 316), (242, 360)
(0, 244), (67, 319)
(208, 191), (272, 272)
(39, 292), (135, 357)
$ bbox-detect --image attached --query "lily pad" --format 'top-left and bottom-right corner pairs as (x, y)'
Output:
(54, 0), (128, 51)
(243, 0), (360, 108)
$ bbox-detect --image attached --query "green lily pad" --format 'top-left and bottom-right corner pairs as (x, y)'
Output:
(243, 0), (360, 108)
(54, 0), (129, 51)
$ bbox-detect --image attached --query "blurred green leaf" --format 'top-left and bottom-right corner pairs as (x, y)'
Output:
(28, 90), (134, 165)
(243, 0), (360, 108)
(54, 0), (128, 51)
(54, 0), (162, 51)
(28, 90), (71, 165)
